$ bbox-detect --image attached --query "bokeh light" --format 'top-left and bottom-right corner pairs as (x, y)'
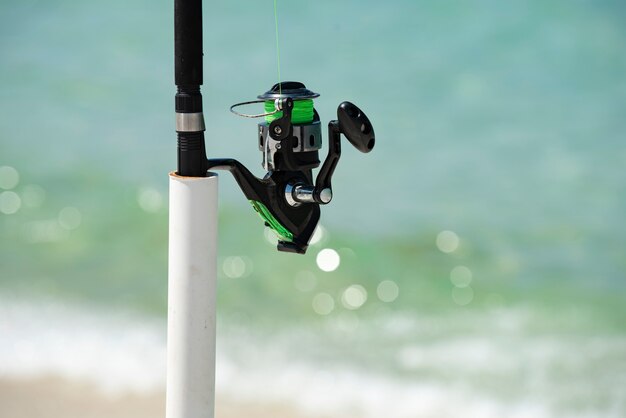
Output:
(137, 187), (163, 213)
(376, 280), (399, 303)
(436, 230), (459, 253)
(316, 248), (340, 272)
(263, 227), (278, 246)
(58, 207), (82, 230)
(222, 256), (251, 279)
(450, 266), (472, 288)
(0, 191), (21, 215)
(341, 285), (367, 310)
(451, 286), (474, 306)
(0, 166), (19, 190)
(312, 293), (334, 315)
(308, 224), (327, 246)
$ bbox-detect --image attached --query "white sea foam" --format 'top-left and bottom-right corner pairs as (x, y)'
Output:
(0, 298), (166, 394)
(0, 296), (624, 417)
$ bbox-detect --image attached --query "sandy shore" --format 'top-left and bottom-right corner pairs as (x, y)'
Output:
(0, 376), (313, 418)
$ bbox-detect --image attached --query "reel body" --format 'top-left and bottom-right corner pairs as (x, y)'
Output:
(207, 81), (375, 254)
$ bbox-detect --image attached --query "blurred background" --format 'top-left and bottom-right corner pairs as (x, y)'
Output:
(1, 0), (625, 417)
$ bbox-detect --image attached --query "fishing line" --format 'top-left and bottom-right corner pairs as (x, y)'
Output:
(264, 99), (313, 123)
(273, 0), (282, 95)
(229, 98), (315, 124)
(230, 2), (319, 124)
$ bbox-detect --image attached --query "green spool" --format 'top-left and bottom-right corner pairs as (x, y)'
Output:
(264, 99), (314, 124)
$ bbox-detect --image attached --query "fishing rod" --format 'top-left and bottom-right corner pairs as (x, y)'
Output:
(167, 1), (215, 417)
(167, 1), (375, 417)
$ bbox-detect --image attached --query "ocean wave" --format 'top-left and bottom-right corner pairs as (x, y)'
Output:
(0, 297), (624, 417)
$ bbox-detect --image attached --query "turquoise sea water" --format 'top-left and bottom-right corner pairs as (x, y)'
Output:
(1, 0), (625, 416)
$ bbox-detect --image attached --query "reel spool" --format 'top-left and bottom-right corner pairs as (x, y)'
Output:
(231, 82), (322, 172)
(258, 82), (322, 173)
(209, 81), (375, 254)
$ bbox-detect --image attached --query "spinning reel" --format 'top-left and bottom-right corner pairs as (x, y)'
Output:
(205, 81), (375, 254)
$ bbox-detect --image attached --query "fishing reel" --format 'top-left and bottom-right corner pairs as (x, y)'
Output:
(206, 81), (375, 254)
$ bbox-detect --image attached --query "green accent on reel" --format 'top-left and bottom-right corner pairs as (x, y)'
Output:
(250, 200), (294, 242)
(265, 99), (314, 124)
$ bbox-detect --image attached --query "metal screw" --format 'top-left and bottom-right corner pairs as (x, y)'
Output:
(273, 126), (282, 135)
(276, 143), (281, 149)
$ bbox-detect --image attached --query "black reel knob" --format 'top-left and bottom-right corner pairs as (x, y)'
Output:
(337, 102), (375, 153)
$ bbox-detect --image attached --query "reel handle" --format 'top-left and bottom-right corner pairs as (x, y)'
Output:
(314, 102), (375, 203)
(337, 102), (375, 153)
